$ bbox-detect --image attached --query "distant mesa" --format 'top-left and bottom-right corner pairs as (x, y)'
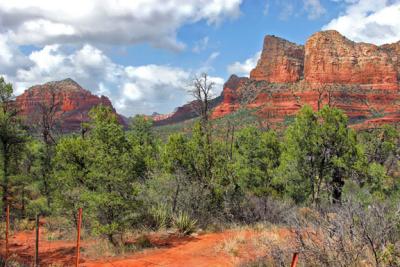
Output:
(15, 78), (127, 132)
(155, 30), (400, 128)
(250, 35), (304, 83)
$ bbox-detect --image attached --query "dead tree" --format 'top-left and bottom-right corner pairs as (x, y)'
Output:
(188, 73), (218, 205)
(190, 73), (215, 130)
(315, 83), (339, 111)
(32, 85), (63, 208)
(34, 86), (62, 145)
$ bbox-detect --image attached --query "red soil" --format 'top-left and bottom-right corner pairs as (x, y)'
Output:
(1, 228), (292, 266)
(1, 230), (80, 266)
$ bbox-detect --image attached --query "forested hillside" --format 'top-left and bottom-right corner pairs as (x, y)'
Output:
(1, 74), (400, 265)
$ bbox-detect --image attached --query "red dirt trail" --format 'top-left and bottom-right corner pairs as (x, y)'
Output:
(1, 228), (292, 266)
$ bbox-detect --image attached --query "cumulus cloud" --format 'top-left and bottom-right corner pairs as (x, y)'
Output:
(9, 44), (118, 95)
(323, 0), (400, 45)
(0, 35), (32, 77)
(0, 0), (243, 50)
(303, 0), (326, 19)
(227, 51), (261, 77)
(0, 1), (237, 115)
(271, 0), (325, 20)
(1, 43), (224, 115)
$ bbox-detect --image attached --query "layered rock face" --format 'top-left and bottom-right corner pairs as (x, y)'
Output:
(305, 31), (399, 90)
(212, 31), (400, 127)
(15, 78), (126, 132)
(154, 30), (400, 128)
(381, 41), (400, 80)
(212, 75), (249, 118)
(153, 96), (223, 126)
(250, 35), (304, 83)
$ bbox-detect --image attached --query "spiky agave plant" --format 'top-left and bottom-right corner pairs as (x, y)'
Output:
(173, 211), (197, 235)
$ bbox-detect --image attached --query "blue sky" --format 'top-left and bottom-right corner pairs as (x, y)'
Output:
(0, 0), (399, 116)
(112, 0), (341, 78)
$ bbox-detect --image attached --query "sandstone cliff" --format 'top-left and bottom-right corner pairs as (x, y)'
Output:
(15, 78), (126, 132)
(250, 36), (304, 83)
(152, 30), (400, 128)
(214, 31), (400, 127)
(305, 31), (398, 90)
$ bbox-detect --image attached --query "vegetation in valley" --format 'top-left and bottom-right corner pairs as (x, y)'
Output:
(1, 75), (400, 266)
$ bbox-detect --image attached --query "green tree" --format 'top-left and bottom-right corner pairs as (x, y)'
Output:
(0, 77), (27, 212)
(128, 114), (158, 177)
(279, 105), (358, 205)
(129, 115), (154, 146)
(54, 105), (143, 245)
(357, 125), (400, 196)
(233, 126), (281, 197)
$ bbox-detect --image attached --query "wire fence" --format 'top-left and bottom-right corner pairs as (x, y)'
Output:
(1, 205), (82, 267)
(2, 205), (301, 267)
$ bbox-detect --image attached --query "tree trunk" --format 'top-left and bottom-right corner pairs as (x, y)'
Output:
(2, 147), (9, 213)
(172, 179), (180, 213)
(332, 170), (344, 204)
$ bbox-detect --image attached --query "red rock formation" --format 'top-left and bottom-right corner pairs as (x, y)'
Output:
(157, 30), (400, 128)
(153, 95), (223, 126)
(381, 41), (400, 80)
(250, 35), (304, 83)
(212, 81), (400, 127)
(15, 78), (126, 132)
(151, 112), (174, 122)
(305, 30), (398, 90)
(212, 75), (249, 118)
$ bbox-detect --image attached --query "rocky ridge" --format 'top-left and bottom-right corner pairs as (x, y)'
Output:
(15, 78), (126, 132)
(157, 30), (400, 128)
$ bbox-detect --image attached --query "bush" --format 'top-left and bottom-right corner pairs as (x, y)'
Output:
(150, 204), (170, 230)
(13, 219), (35, 232)
(0, 222), (5, 239)
(289, 199), (400, 267)
(173, 212), (197, 235)
(44, 216), (75, 240)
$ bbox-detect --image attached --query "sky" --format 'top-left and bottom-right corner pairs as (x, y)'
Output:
(0, 0), (399, 116)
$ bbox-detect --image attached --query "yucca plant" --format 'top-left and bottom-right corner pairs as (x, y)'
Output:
(150, 204), (170, 230)
(173, 211), (197, 235)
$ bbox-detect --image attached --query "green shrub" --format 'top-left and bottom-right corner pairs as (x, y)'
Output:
(150, 204), (170, 230)
(0, 222), (5, 239)
(14, 219), (35, 231)
(135, 234), (153, 249)
(173, 212), (197, 235)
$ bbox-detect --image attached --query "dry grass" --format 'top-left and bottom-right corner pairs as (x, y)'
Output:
(214, 224), (295, 267)
(82, 238), (118, 260)
(217, 231), (247, 257)
(13, 219), (35, 232)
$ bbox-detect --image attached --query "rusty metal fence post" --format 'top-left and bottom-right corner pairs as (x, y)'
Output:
(75, 208), (83, 267)
(34, 214), (40, 267)
(5, 204), (10, 261)
(290, 252), (299, 267)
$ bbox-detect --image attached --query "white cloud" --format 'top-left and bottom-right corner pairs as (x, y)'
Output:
(323, 0), (400, 45)
(279, 2), (295, 20)
(1, 43), (224, 115)
(264, 1), (270, 15)
(227, 51), (261, 77)
(123, 83), (143, 101)
(0, 0), (243, 50)
(0, 1), (238, 114)
(193, 37), (210, 53)
(0, 35), (32, 77)
(303, 0), (326, 19)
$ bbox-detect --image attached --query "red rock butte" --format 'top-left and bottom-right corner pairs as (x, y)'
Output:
(210, 30), (400, 128)
(15, 78), (126, 132)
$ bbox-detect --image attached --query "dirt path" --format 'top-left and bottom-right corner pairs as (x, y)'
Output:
(84, 232), (237, 267)
(1, 230), (78, 266)
(1, 228), (292, 266)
